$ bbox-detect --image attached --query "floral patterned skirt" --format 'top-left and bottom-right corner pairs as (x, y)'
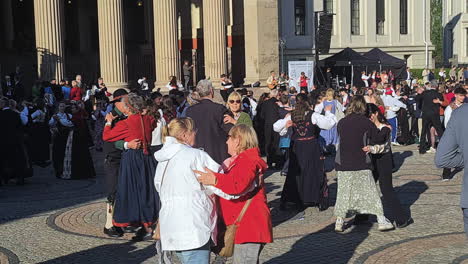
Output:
(334, 170), (384, 218)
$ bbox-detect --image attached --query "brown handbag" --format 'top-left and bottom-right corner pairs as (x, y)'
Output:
(216, 197), (254, 257)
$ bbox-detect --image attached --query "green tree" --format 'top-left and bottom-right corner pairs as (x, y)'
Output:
(430, 0), (443, 66)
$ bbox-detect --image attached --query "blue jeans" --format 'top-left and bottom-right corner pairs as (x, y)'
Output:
(176, 241), (211, 264)
(463, 208), (468, 238)
(388, 117), (398, 142)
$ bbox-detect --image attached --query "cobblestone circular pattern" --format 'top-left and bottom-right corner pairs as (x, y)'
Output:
(355, 232), (468, 264)
(0, 247), (19, 264)
(47, 202), (132, 241)
(48, 201), (338, 241)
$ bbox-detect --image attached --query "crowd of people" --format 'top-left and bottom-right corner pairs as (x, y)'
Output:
(1, 62), (468, 263)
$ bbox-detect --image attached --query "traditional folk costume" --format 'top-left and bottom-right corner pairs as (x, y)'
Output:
(49, 112), (74, 178)
(29, 108), (51, 164)
(274, 110), (336, 209)
(103, 113), (159, 228)
(60, 110), (95, 180)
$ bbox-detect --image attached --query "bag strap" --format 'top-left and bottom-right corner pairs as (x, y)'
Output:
(233, 169), (263, 225)
(234, 197), (254, 225)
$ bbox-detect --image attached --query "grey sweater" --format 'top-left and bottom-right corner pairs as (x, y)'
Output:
(435, 104), (467, 208)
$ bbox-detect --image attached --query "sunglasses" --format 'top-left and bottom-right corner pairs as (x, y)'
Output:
(229, 100), (241, 104)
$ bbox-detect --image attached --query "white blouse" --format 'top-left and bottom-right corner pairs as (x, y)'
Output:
(151, 109), (166, 146)
(273, 110), (337, 137)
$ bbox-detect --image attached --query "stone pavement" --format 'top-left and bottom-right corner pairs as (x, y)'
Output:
(0, 145), (466, 264)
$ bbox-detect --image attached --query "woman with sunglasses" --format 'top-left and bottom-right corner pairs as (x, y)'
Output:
(224, 92), (253, 127)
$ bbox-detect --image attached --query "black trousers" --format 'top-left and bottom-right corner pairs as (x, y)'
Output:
(410, 116), (419, 138)
(104, 157), (120, 203)
(263, 124), (279, 166)
(419, 114), (444, 152)
(373, 152), (407, 224)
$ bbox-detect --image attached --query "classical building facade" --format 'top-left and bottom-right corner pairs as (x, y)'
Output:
(443, 0), (468, 65)
(0, 0), (279, 93)
(280, 0), (434, 71)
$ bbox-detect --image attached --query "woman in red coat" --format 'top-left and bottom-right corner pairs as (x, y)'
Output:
(196, 124), (273, 263)
(70, 80), (83, 101)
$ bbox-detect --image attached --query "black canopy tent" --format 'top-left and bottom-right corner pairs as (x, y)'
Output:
(363, 48), (407, 80)
(318, 47), (378, 87)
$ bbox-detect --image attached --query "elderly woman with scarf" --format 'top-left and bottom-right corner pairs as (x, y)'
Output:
(103, 93), (159, 241)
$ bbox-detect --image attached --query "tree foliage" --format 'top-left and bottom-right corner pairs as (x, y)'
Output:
(430, 0), (443, 66)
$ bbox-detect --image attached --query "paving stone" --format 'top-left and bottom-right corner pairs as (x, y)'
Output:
(0, 145), (466, 263)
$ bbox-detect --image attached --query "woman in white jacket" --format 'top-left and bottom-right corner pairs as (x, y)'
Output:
(154, 117), (232, 263)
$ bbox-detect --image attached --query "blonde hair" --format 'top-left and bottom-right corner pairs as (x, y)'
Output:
(226, 92), (242, 108)
(229, 124), (258, 153)
(325, 89), (335, 101)
(162, 118), (195, 143)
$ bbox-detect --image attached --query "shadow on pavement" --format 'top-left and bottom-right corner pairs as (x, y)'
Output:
(392, 150), (413, 172)
(265, 223), (372, 264)
(394, 180), (429, 219)
(0, 151), (105, 224)
(41, 241), (156, 264)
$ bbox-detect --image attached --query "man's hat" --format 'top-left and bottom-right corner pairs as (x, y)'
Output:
(110, 88), (128, 103)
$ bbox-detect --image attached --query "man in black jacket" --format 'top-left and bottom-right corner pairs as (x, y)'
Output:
(419, 82), (444, 154)
(260, 88), (280, 168)
(186, 80), (233, 164)
(0, 98), (26, 185)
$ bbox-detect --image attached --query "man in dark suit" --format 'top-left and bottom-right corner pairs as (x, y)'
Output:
(259, 88), (280, 168)
(186, 80), (233, 164)
(0, 97), (25, 185)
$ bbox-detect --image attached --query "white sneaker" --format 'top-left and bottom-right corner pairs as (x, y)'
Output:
(427, 147), (436, 154)
(377, 216), (394, 231)
(335, 217), (344, 232)
(391, 142), (400, 146)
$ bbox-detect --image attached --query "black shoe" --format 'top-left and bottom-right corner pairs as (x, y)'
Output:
(132, 228), (153, 241)
(103, 226), (123, 237)
(395, 218), (413, 229)
(122, 226), (140, 233)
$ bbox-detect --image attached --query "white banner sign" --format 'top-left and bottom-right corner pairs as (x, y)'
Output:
(288, 61), (314, 92)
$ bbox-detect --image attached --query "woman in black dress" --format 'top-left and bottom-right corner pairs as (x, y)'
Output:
(274, 94), (337, 210)
(49, 102), (74, 178)
(365, 103), (411, 228)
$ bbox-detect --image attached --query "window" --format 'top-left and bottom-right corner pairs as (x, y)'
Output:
(324, 0), (333, 13)
(400, 0), (408, 34)
(295, 0), (306, 36)
(376, 0), (385, 35)
(351, 0), (360, 35)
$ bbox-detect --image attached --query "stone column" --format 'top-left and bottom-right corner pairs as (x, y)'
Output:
(97, 0), (128, 92)
(33, 0), (66, 81)
(203, 0), (227, 85)
(2, 0), (14, 49)
(154, 0), (180, 88)
(244, 0), (279, 84)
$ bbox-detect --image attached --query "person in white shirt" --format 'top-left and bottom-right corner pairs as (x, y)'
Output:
(381, 88), (407, 144)
(138, 77), (150, 97)
(444, 87), (467, 128)
(154, 118), (240, 263)
(439, 68), (446, 82)
(405, 67), (412, 84)
(361, 71), (370, 87)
